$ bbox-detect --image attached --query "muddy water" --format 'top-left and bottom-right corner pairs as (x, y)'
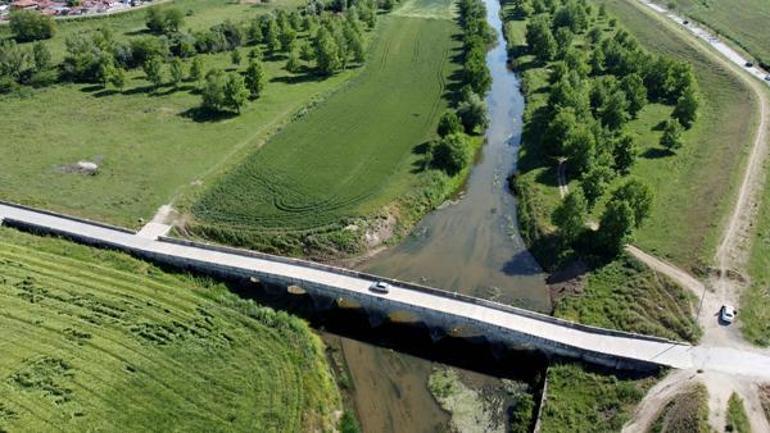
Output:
(322, 0), (551, 431)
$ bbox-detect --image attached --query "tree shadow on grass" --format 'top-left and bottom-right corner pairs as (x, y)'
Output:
(270, 72), (326, 85)
(93, 88), (120, 97)
(642, 147), (673, 159)
(652, 119), (668, 131)
(180, 106), (238, 122)
(410, 140), (434, 173)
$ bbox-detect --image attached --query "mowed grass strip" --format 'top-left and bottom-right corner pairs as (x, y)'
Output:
(191, 12), (457, 239)
(0, 0), (356, 227)
(668, 0), (770, 65)
(0, 227), (340, 433)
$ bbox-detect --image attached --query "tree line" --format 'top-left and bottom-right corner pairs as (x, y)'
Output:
(0, 0), (386, 115)
(426, 0), (494, 176)
(514, 0), (700, 257)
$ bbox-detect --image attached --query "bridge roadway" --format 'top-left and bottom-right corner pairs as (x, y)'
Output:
(1, 202), (769, 378)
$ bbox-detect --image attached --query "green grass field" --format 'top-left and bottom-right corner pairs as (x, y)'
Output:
(0, 0), (357, 227)
(667, 0), (770, 66)
(188, 4), (461, 254)
(0, 226), (340, 432)
(537, 364), (656, 433)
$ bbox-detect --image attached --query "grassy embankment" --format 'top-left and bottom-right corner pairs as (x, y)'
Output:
(667, 0), (770, 68)
(536, 364), (657, 432)
(726, 393), (751, 433)
(0, 0), (357, 227)
(502, 0), (755, 341)
(648, 383), (710, 433)
(0, 227), (340, 432)
(187, 0), (474, 256)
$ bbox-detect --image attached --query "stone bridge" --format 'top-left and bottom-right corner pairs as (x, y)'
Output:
(1, 201), (769, 377)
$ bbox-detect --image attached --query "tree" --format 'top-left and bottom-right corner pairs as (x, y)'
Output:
(244, 58), (265, 98)
(189, 56), (203, 82)
(201, 68), (227, 111)
(314, 27), (342, 75)
(31, 42), (51, 72)
(600, 90), (630, 130)
(565, 124), (596, 174)
(224, 72), (249, 113)
(9, 10), (55, 42)
(457, 92), (489, 133)
(96, 57), (116, 88)
(247, 19), (264, 45)
(231, 49), (242, 67)
(286, 47), (301, 72)
(581, 164), (614, 208)
(660, 118), (684, 152)
(597, 198), (635, 256)
(621, 73), (647, 117)
(525, 16), (556, 62)
(437, 111), (462, 137)
(553, 189), (587, 246)
(432, 134), (469, 175)
(278, 25), (297, 53)
(611, 180), (653, 227)
(612, 133), (638, 174)
(264, 16), (281, 54)
(544, 107), (577, 156)
(672, 85), (699, 128)
(109, 66), (127, 91)
(146, 7), (183, 35)
(345, 25), (365, 63)
(143, 56), (164, 89)
(169, 57), (184, 88)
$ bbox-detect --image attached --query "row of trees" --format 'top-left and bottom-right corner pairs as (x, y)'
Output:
(517, 0), (700, 256)
(426, 0), (492, 175)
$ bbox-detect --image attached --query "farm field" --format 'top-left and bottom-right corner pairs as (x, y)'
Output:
(189, 3), (461, 255)
(0, 0), (357, 227)
(0, 226), (340, 432)
(666, 0), (770, 66)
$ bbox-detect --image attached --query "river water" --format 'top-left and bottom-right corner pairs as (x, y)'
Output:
(323, 0), (551, 431)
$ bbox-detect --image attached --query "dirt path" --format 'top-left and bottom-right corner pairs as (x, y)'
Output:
(557, 159), (568, 199)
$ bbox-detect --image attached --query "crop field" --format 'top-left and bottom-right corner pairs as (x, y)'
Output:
(0, 0), (356, 227)
(0, 227), (340, 432)
(667, 0), (770, 66)
(189, 5), (459, 253)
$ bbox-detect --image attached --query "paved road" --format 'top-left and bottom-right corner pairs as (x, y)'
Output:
(639, 0), (770, 87)
(1, 202), (770, 378)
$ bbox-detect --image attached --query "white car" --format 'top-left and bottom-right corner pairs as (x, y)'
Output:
(369, 281), (390, 294)
(720, 305), (736, 324)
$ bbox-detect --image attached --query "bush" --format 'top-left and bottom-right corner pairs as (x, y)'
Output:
(9, 10), (55, 42)
(432, 133), (469, 175)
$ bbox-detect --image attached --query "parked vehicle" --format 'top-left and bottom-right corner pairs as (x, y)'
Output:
(720, 305), (736, 324)
(369, 281), (390, 294)
(745, 61), (754, 67)
(765, 75), (770, 81)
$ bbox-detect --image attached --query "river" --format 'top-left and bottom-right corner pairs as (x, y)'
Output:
(323, 0), (551, 430)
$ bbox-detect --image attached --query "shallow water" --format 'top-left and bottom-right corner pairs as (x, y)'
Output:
(324, 0), (551, 431)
